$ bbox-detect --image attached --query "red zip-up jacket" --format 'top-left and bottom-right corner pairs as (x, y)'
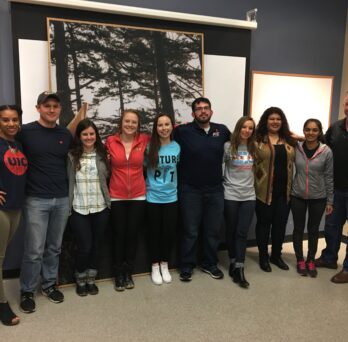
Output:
(105, 133), (149, 199)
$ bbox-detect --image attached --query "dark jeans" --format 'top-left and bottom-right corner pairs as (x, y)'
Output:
(255, 196), (290, 260)
(224, 200), (255, 264)
(320, 189), (348, 269)
(70, 208), (110, 272)
(179, 184), (224, 271)
(147, 201), (178, 263)
(111, 200), (146, 274)
(290, 196), (326, 262)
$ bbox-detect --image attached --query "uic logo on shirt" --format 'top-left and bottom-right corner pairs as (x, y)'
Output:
(4, 149), (28, 176)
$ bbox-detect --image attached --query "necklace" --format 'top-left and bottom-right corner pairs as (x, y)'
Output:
(7, 140), (18, 154)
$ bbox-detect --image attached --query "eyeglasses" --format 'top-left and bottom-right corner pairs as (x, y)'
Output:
(194, 106), (210, 112)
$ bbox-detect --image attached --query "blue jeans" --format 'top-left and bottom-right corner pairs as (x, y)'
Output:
(224, 200), (255, 264)
(20, 196), (69, 292)
(179, 184), (224, 271)
(320, 189), (348, 269)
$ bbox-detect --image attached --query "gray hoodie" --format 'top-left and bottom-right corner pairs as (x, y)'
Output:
(291, 142), (333, 204)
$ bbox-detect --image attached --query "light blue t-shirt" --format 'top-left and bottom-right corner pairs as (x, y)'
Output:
(146, 141), (180, 203)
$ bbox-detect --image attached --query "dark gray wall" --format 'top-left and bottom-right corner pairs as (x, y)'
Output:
(1, 0), (347, 119)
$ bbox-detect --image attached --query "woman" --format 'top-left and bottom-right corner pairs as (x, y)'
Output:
(0, 105), (27, 325)
(146, 114), (180, 285)
(68, 119), (110, 296)
(254, 107), (296, 272)
(291, 119), (333, 277)
(223, 117), (256, 288)
(105, 110), (149, 291)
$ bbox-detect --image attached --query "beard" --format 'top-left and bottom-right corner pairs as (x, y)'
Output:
(194, 114), (211, 125)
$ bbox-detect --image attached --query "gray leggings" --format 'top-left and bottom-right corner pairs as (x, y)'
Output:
(0, 209), (21, 302)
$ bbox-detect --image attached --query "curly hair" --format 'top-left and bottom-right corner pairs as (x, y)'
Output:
(256, 107), (296, 146)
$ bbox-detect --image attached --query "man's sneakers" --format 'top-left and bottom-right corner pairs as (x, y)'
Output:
(42, 285), (64, 303)
(20, 292), (35, 313)
(180, 266), (224, 281)
(20, 285), (64, 313)
(201, 266), (224, 279)
(179, 269), (193, 282)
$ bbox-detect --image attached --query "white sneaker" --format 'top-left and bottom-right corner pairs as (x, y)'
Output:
(160, 262), (172, 283)
(151, 264), (163, 285)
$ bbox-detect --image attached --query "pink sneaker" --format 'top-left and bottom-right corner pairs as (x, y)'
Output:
(306, 261), (318, 278)
(297, 260), (307, 276)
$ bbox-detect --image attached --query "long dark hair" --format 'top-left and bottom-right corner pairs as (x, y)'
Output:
(229, 116), (256, 158)
(256, 106), (296, 146)
(70, 118), (108, 170)
(148, 113), (174, 169)
(303, 118), (325, 143)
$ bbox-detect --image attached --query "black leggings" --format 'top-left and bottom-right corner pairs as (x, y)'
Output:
(255, 196), (290, 259)
(69, 208), (110, 273)
(290, 196), (326, 261)
(111, 200), (146, 274)
(147, 201), (178, 264)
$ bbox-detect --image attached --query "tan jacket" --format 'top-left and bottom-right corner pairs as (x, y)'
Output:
(254, 140), (295, 205)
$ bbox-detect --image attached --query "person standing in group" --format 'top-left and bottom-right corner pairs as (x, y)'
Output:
(105, 110), (149, 291)
(315, 94), (348, 284)
(0, 105), (27, 326)
(174, 97), (230, 282)
(146, 114), (180, 285)
(18, 92), (72, 313)
(291, 118), (333, 278)
(223, 116), (256, 288)
(68, 119), (110, 296)
(254, 107), (296, 272)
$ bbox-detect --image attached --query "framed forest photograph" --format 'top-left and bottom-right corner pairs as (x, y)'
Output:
(47, 18), (204, 138)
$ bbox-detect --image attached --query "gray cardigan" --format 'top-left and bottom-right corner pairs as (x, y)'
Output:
(67, 152), (111, 215)
(291, 142), (334, 204)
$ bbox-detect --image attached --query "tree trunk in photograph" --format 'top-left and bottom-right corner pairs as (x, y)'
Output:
(53, 21), (74, 127)
(67, 25), (82, 110)
(117, 74), (124, 113)
(152, 31), (174, 119)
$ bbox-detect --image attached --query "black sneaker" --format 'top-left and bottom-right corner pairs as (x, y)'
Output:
(201, 266), (224, 279)
(20, 292), (36, 313)
(42, 285), (64, 303)
(114, 275), (125, 292)
(179, 270), (193, 282)
(124, 273), (134, 290)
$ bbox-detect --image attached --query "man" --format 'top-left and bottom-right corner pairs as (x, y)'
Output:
(18, 92), (72, 312)
(315, 94), (348, 283)
(174, 97), (230, 281)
